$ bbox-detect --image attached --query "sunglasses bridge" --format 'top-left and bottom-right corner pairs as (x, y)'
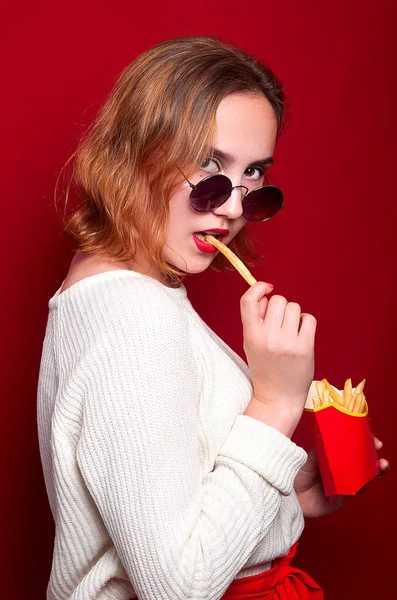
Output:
(188, 181), (251, 200)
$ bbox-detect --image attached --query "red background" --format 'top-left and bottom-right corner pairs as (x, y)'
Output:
(2, 1), (396, 597)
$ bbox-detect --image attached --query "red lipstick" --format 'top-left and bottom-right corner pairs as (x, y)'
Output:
(192, 229), (230, 254)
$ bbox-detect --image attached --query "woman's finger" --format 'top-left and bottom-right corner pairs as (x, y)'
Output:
(258, 296), (269, 321)
(281, 302), (301, 334)
(262, 295), (288, 331)
(357, 458), (390, 492)
(240, 282), (273, 334)
(374, 436), (383, 450)
(298, 313), (317, 345)
(378, 458), (390, 474)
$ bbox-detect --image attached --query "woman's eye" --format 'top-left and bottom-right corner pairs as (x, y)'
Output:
(244, 166), (265, 181)
(200, 159), (265, 181)
(200, 157), (220, 173)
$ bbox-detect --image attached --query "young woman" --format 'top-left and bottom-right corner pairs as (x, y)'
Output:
(37, 36), (389, 600)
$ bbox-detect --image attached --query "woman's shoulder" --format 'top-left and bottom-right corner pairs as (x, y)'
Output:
(54, 252), (187, 302)
(57, 252), (151, 297)
(50, 252), (188, 331)
(48, 256), (196, 384)
(59, 252), (135, 295)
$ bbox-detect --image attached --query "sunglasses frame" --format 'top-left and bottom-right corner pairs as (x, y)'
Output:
(177, 168), (284, 222)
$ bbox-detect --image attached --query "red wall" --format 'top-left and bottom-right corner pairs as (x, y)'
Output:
(2, 1), (395, 597)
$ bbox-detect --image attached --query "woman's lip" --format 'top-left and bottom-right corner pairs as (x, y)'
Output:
(192, 234), (219, 253)
(196, 229), (229, 236)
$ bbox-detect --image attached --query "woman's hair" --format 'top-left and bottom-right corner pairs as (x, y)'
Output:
(57, 36), (289, 285)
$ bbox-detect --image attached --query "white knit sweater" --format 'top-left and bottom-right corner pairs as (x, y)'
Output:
(37, 270), (308, 600)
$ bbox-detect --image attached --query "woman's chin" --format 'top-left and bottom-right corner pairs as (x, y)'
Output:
(167, 255), (216, 275)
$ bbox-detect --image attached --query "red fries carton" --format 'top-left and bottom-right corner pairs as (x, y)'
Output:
(304, 380), (380, 496)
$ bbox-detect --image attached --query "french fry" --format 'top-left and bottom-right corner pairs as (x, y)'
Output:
(323, 388), (330, 406)
(344, 378), (353, 411)
(321, 378), (344, 407)
(351, 391), (362, 413)
(203, 235), (257, 286)
(312, 395), (321, 409)
(359, 393), (367, 414)
(352, 379), (366, 403)
(315, 381), (325, 404)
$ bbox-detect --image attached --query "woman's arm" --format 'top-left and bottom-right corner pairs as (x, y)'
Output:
(62, 276), (307, 599)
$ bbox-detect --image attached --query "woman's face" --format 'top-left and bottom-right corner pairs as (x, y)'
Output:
(164, 92), (278, 277)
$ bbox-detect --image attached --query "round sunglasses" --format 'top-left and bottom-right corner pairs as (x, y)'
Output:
(178, 168), (284, 222)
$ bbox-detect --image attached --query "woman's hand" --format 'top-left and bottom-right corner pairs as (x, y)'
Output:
(294, 436), (390, 518)
(241, 283), (317, 437)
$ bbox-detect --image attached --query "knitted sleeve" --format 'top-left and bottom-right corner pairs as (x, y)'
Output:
(58, 276), (307, 599)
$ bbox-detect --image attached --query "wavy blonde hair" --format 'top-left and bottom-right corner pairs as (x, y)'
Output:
(56, 36), (288, 285)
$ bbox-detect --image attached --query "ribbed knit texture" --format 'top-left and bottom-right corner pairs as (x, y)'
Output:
(37, 270), (308, 600)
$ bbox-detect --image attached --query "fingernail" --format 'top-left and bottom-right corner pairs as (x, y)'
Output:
(268, 283), (274, 288)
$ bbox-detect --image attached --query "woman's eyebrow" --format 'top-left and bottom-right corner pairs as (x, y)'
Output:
(210, 147), (274, 166)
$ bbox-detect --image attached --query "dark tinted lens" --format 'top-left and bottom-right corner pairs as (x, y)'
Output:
(190, 175), (232, 212)
(242, 186), (284, 221)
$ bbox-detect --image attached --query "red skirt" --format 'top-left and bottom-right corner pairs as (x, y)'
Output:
(221, 542), (324, 599)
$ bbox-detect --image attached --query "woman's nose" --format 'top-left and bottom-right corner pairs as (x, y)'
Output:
(212, 187), (245, 220)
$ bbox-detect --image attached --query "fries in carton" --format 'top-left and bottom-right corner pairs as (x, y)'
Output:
(305, 378), (380, 495)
